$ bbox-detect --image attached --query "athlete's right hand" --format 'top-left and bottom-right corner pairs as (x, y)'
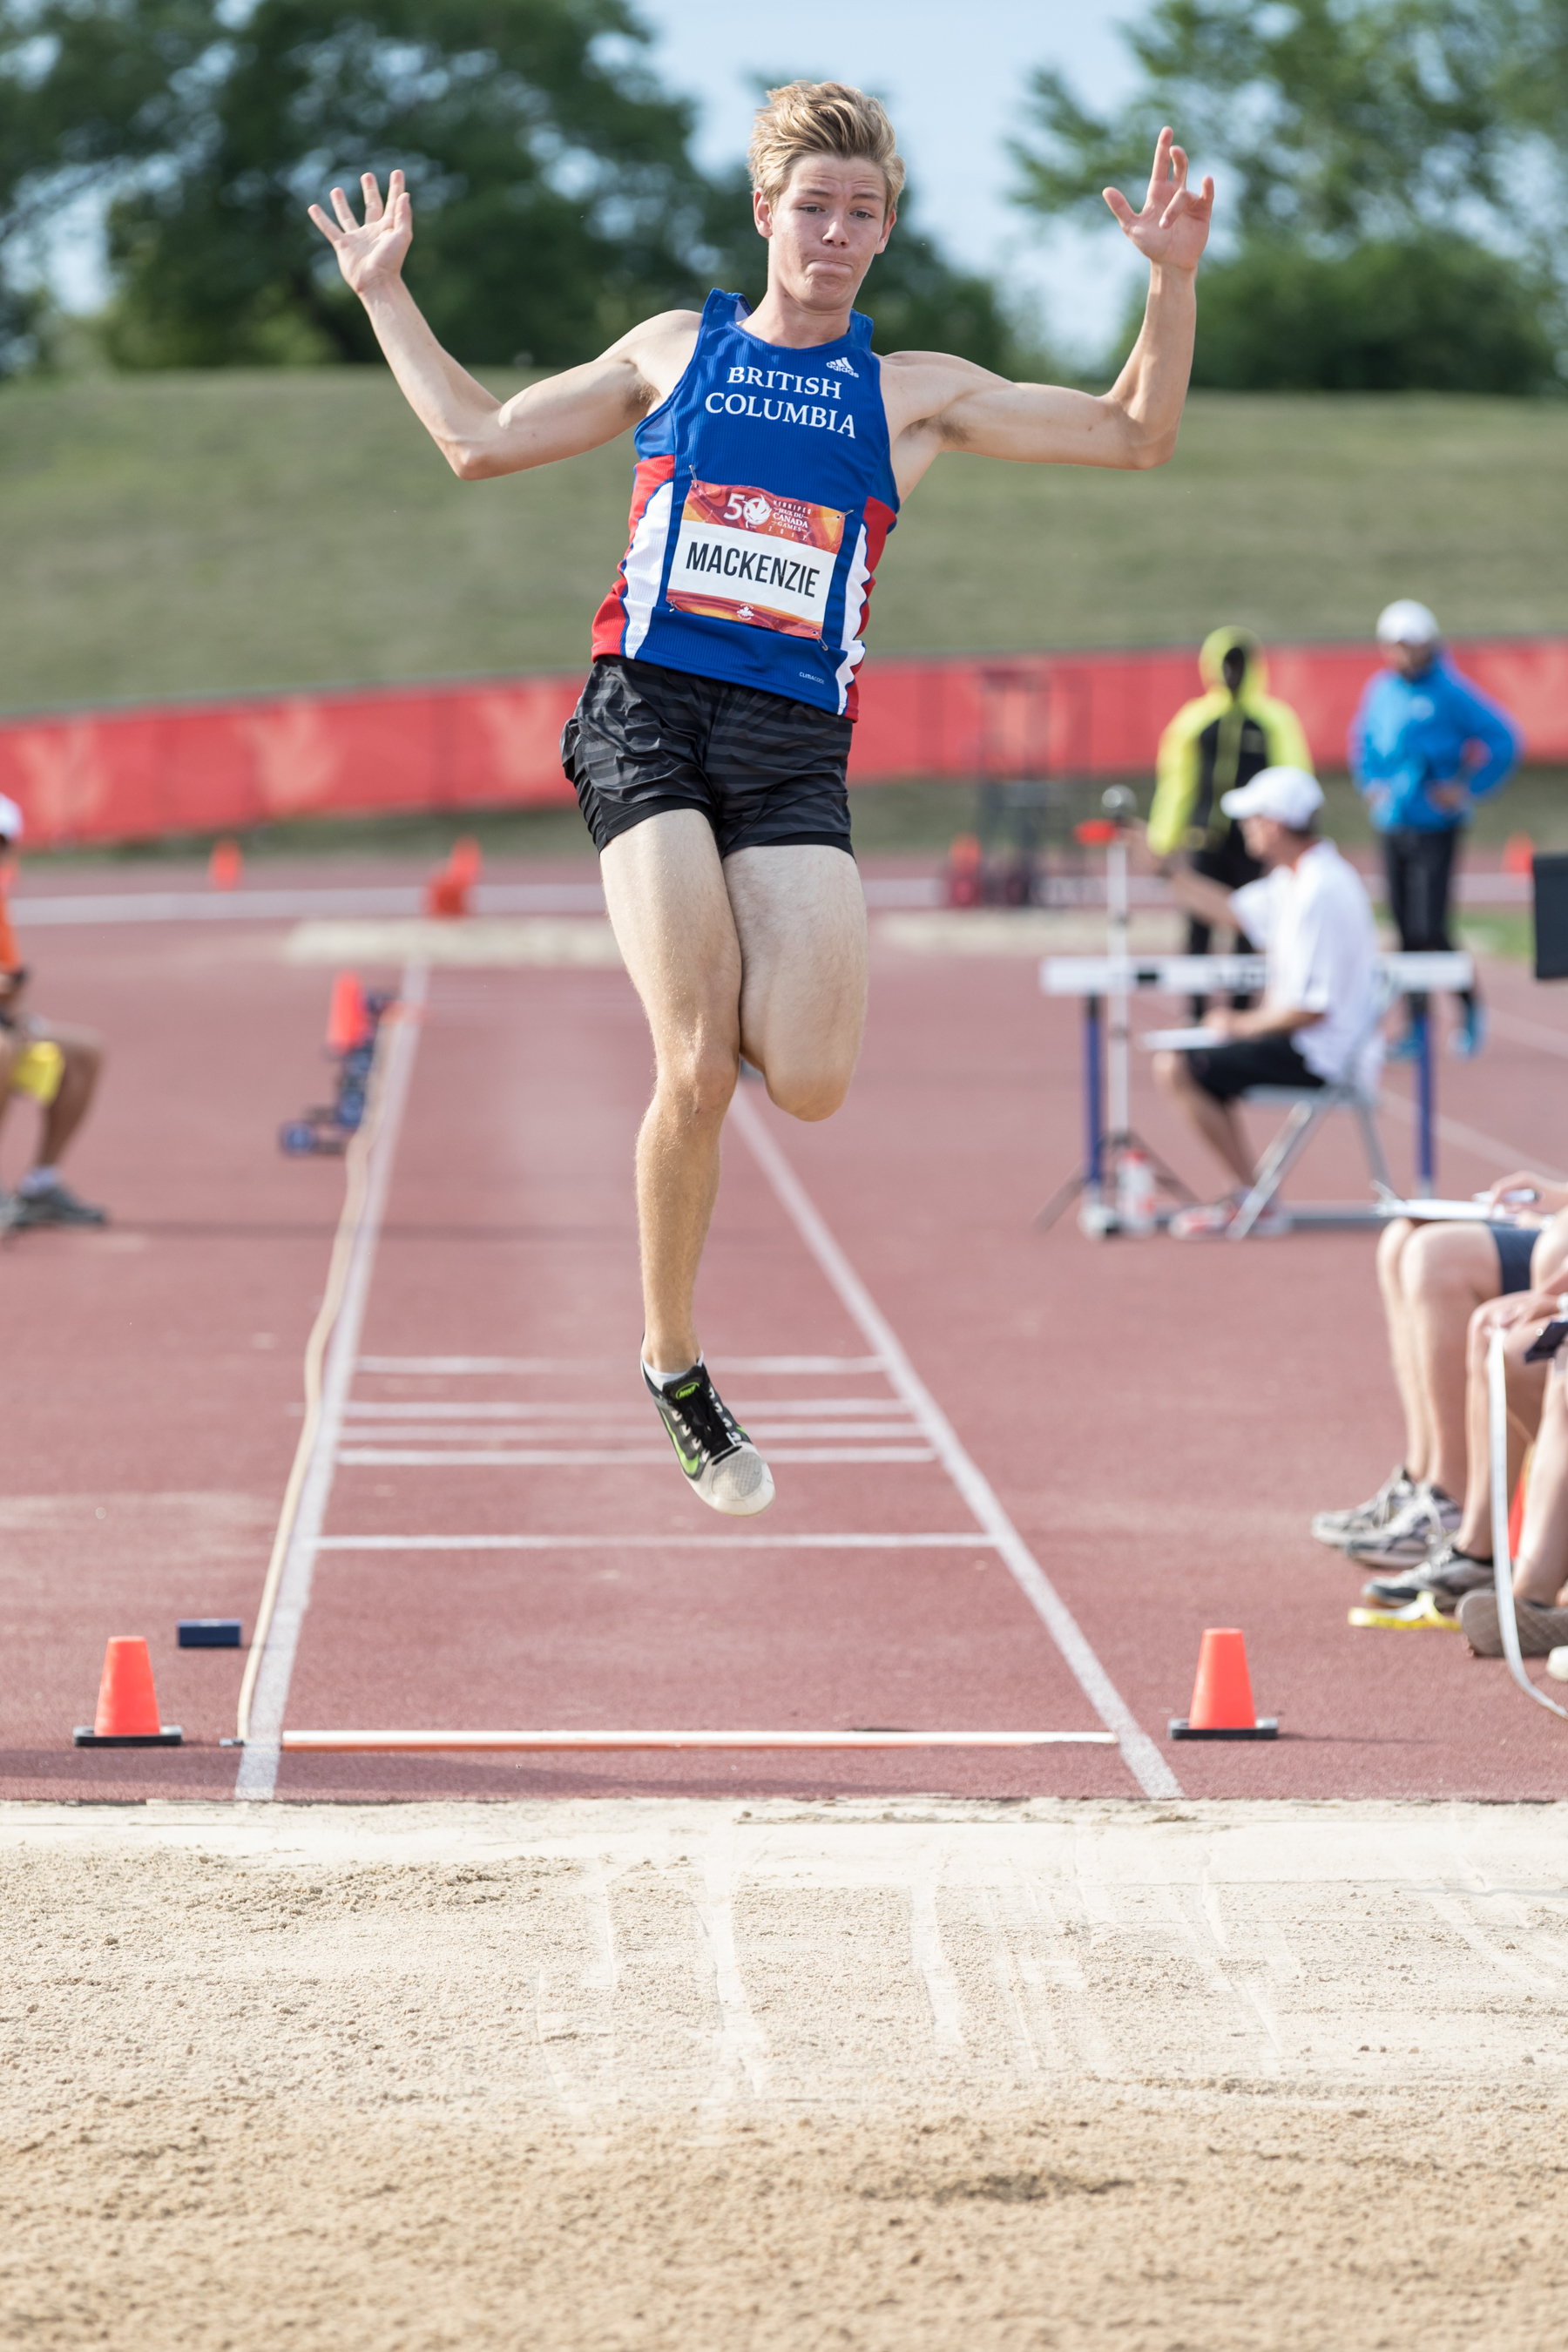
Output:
(308, 170), (412, 297)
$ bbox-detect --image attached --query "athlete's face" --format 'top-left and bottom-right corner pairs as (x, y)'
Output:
(754, 156), (895, 314)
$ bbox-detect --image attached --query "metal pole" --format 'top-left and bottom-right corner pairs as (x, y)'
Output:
(1105, 829), (1130, 1146)
(1415, 1011), (1435, 1194)
(1084, 994), (1104, 1195)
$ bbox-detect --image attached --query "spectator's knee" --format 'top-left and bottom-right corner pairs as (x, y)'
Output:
(1402, 1223), (1478, 1304)
(1152, 1049), (1182, 1093)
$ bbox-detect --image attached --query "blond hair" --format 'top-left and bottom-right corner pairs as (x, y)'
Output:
(747, 81), (904, 215)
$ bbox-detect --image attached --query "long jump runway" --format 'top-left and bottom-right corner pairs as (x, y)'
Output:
(7, 873), (1568, 1804)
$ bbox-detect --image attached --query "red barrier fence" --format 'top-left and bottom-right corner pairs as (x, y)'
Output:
(2, 636), (1564, 849)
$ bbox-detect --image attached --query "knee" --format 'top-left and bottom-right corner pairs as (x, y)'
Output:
(1152, 1050), (1182, 1095)
(766, 1051), (855, 1124)
(660, 1041), (739, 1129)
(1402, 1226), (1470, 1305)
(1377, 1220), (1411, 1291)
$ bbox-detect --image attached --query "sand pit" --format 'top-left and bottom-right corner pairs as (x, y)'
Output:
(3, 1795), (1567, 2349)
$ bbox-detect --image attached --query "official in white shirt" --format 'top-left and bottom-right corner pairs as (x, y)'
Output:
(1152, 764), (1381, 1237)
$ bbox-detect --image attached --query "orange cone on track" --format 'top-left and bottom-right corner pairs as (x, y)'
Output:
(73, 1638), (183, 1747)
(207, 838), (243, 889)
(1169, 1628), (1277, 1741)
(424, 836), (481, 917)
(326, 971), (370, 1055)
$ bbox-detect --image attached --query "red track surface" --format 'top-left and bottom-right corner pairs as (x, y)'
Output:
(6, 852), (1568, 1805)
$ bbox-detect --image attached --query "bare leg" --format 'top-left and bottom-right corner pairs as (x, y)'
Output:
(1376, 1220), (1428, 1480)
(1152, 1051), (1254, 1191)
(1515, 1367), (1568, 1604)
(1402, 1224), (1504, 1500)
(34, 1025), (104, 1166)
(601, 814), (867, 1376)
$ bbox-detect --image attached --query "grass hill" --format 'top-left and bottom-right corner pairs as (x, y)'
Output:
(5, 369), (1568, 718)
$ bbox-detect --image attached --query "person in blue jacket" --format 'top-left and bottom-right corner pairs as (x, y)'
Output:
(1350, 599), (1521, 1058)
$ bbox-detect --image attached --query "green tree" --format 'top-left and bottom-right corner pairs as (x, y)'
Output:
(1013, 0), (1568, 391)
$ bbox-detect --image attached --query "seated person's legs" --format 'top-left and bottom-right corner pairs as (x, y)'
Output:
(1340, 1220), (1517, 1573)
(1153, 1035), (1321, 1216)
(1458, 1343), (1568, 1653)
(3, 1018), (107, 1228)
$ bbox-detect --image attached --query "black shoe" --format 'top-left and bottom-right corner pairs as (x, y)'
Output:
(8, 1179), (108, 1229)
(1362, 1541), (1494, 1612)
(642, 1357), (774, 1517)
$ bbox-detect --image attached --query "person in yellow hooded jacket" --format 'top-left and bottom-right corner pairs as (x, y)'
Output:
(1147, 627), (1315, 1007)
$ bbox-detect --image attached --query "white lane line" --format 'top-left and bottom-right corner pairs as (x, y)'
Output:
(234, 966), (429, 1801)
(334, 1446), (939, 1467)
(355, 1354), (889, 1375)
(726, 1087), (1179, 1800)
(334, 1422), (922, 1443)
(1381, 1092), (1568, 1183)
(280, 1728), (1117, 1752)
(340, 1396), (913, 1417)
(314, 1532), (1002, 1551)
(1489, 1009), (1568, 1059)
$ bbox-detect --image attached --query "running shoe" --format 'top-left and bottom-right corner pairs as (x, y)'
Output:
(1450, 1004), (1487, 1059)
(1457, 1589), (1568, 1658)
(1385, 1029), (1423, 1064)
(1167, 1197), (1291, 1240)
(1341, 1483), (1461, 1567)
(1361, 1540), (1494, 1613)
(1310, 1464), (1414, 1551)
(7, 1179), (108, 1229)
(642, 1357), (774, 1517)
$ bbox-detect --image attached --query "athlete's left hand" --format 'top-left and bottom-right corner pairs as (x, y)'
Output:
(1103, 129), (1213, 273)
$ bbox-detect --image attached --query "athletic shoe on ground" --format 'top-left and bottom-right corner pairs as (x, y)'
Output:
(1168, 1197), (1291, 1240)
(643, 1357), (774, 1517)
(1450, 1004), (1487, 1059)
(1310, 1464), (1414, 1551)
(1362, 1541), (1494, 1613)
(1385, 1028), (1422, 1064)
(1456, 1589), (1568, 1657)
(7, 1179), (108, 1229)
(1342, 1483), (1461, 1567)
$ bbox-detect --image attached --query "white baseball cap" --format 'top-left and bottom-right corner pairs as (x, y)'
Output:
(1221, 766), (1324, 828)
(1375, 598), (1440, 646)
(0, 794), (22, 843)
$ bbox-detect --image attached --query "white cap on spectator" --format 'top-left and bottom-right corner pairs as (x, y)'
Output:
(1375, 598), (1440, 645)
(1220, 766), (1324, 828)
(0, 794), (22, 843)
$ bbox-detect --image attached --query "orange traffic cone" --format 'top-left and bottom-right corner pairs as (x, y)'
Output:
(207, 838), (243, 889)
(1169, 1628), (1277, 1741)
(325, 970), (370, 1055)
(423, 835), (481, 917)
(73, 1637), (182, 1747)
(1502, 833), (1536, 877)
(944, 834), (983, 909)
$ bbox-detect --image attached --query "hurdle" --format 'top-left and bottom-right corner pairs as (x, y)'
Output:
(280, 1729), (1118, 1752)
(1040, 949), (1473, 1232)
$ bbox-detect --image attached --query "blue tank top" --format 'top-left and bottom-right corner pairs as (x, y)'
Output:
(591, 290), (899, 719)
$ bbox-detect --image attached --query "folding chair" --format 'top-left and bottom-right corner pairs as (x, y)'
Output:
(1228, 974), (1396, 1238)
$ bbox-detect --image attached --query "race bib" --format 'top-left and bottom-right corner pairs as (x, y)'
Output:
(666, 480), (844, 640)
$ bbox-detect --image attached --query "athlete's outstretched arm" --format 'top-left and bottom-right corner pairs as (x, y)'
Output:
(885, 130), (1213, 485)
(307, 171), (688, 477)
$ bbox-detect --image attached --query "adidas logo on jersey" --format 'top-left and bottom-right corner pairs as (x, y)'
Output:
(826, 356), (858, 375)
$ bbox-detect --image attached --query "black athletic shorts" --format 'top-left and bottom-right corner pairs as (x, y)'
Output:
(1185, 1033), (1325, 1104)
(561, 655), (855, 859)
(1491, 1222), (1538, 1294)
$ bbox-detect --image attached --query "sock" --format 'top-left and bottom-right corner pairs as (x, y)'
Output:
(20, 1165), (59, 1197)
(643, 1353), (700, 1389)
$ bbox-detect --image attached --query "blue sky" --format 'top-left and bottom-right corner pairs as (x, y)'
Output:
(633, 0), (1162, 359)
